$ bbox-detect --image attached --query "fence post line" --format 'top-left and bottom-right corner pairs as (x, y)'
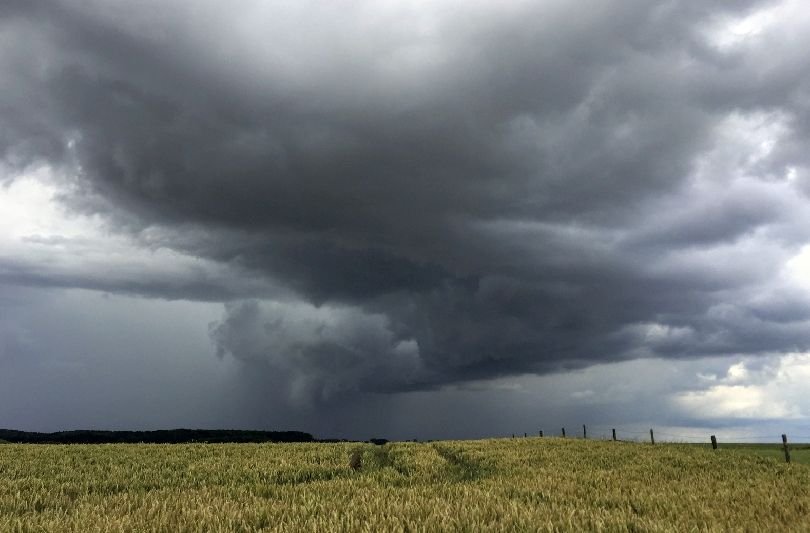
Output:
(524, 432), (527, 438)
(562, 427), (566, 438)
(612, 428), (616, 441)
(583, 425), (587, 439)
(539, 430), (543, 438)
(649, 428), (655, 445)
(782, 434), (791, 464)
(711, 435), (717, 450)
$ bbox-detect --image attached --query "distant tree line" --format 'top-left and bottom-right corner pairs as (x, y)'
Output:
(0, 429), (314, 444)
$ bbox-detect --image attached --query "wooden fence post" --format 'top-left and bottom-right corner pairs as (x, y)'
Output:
(524, 432), (527, 438)
(562, 427), (566, 438)
(583, 425), (587, 439)
(612, 428), (616, 441)
(539, 430), (543, 438)
(711, 435), (717, 450)
(782, 434), (791, 464)
(649, 428), (655, 445)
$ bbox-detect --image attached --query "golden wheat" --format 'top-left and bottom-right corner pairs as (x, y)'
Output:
(0, 438), (808, 531)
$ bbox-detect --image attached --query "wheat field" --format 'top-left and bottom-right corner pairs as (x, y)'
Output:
(1, 438), (808, 532)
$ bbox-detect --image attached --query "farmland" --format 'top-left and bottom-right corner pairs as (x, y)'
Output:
(714, 443), (810, 466)
(1, 438), (808, 531)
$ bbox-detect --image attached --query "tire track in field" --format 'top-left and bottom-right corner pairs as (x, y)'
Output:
(431, 444), (490, 482)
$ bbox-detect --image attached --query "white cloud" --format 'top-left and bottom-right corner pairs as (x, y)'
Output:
(785, 245), (810, 292)
(0, 167), (96, 240)
(0, 170), (279, 299)
(676, 385), (789, 419)
(703, 1), (789, 50)
(672, 353), (810, 421)
(725, 361), (749, 383)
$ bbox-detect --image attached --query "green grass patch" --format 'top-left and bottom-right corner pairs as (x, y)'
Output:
(706, 443), (810, 466)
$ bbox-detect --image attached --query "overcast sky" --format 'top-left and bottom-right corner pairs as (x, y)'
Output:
(2, 0), (810, 441)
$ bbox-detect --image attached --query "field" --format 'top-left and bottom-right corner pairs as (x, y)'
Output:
(1, 438), (809, 532)
(713, 443), (810, 466)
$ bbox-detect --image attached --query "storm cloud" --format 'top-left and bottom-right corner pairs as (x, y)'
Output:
(3, 0), (810, 420)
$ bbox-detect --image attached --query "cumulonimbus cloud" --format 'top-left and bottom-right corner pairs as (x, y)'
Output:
(3, 0), (810, 400)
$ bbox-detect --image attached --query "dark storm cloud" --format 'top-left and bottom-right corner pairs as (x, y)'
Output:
(3, 0), (810, 401)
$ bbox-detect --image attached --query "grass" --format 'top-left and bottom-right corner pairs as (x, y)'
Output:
(713, 443), (810, 466)
(0, 438), (808, 531)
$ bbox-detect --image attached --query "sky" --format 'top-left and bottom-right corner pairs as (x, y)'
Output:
(2, 0), (810, 442)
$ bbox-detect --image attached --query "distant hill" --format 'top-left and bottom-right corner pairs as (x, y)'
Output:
(0, 429), (314, 444)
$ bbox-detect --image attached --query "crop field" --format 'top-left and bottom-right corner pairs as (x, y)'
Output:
(1, 438), (809, 532)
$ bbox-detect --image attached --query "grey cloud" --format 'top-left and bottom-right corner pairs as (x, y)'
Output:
(3, 288), (810, 440)
(3, 0), (810, 403)
(210, 299), (427, 401)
